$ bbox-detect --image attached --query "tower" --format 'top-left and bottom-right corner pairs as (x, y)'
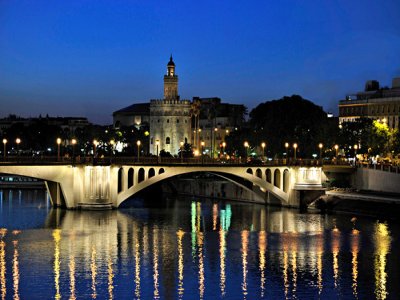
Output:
(164, 55), (179, 100)
(150, 56), (192, 155)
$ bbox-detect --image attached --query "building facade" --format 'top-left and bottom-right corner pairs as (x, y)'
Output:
(149, 56), (192, 155)
(339, 77), (400, 129)
(113, 56), (246, 156)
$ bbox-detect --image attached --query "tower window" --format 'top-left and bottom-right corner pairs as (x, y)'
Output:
(167, 119), (169, 123)
(166, 137), (170, 144)
(158, 119), (160, 123)
(177, 119), (179, 123)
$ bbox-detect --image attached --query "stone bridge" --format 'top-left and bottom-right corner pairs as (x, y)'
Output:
(0, 163), (325, 209)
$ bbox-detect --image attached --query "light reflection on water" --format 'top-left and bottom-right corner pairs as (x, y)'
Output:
(0, 189), (399, 299)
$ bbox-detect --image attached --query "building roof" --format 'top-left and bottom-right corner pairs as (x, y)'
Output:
(167, 55), (175, 66)
(113, 103), (150, 115)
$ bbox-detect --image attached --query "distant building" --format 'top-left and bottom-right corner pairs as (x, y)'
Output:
(112, 103), (150, 129)
(339, 77), (400, 129)
(113, 56), (247, 156)
(0, 115), (90, 135)
(192, 97), (246, 157)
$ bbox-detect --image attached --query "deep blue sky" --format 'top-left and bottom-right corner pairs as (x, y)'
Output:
(1, 0), (400, 124)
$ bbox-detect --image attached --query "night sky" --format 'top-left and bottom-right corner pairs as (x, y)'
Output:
(1, 0), (400, 125)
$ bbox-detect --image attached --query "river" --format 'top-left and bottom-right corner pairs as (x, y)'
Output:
(0, 189), (399, 299)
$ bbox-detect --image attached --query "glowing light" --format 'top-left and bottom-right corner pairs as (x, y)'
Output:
(331, 228), (340, 289)
(177, 230), (185, 299)
(212, 203), (218, 231)
(53, 229), (61, 300)
(219, 229), (226, 297)
(1, 237), (6, 300)
(134, 229), (141, 299)
(374, 222), (391, 300)
(12, 240), (19, 300)
(91, 246), (97, 299)
(69, 253), (76, 300)
(241, 230), (249, 298)
(198, 232), (205, 299)
(108, 257), (114, 300)
(258, 231), (267, 298)
(153, 228), (160, 299)
(351, 229), (360, 298)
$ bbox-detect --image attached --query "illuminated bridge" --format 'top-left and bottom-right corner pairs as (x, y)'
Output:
(0, 159), (329, 209)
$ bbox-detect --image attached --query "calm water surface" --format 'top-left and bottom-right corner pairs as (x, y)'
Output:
(0, 189), (399, 299)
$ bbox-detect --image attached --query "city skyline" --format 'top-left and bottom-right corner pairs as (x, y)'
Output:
(1, 0), (400, 124)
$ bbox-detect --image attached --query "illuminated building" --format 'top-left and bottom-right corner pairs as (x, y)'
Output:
(339, 77), (400, 129)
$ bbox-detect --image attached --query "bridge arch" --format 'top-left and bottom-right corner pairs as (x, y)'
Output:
(128, 168), (134, 189)
(118, 168), (124, 193)
(116, 166), (292, 208)
(274, 169), (281, 188)
(283, 169), (290, 192)
(266, 169), (272, 183)
(256, 168), (262, 179)
(138, 168), (145, 183)
(149, 168), (155, 178)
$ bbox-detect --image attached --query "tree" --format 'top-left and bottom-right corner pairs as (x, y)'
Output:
(247, 95), (331, 158)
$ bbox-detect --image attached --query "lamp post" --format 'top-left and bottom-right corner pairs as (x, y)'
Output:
(354, 144), (358, 165)
(156, 139), (160, 163)
(93, 139), (98, 157)
(261, 142), (266, 160)
(57, 138), (62, 161)
(285, 142), (289, 160)
(137, 140), (141, 162)
(293, 143), (298, 160)
(109, 139), (115, 158)
(2, 139), (7, 160)
(222, 142), (226, 159)
(201, 141), (205, 164)
(213, 128), (218, 159)
(180, 141), (184, 163)
(71, 138), (77, 165)
(16, 138), (21, 162)
(318, 143), (323, 160)
(334, 144), (339, 159)
(244, 141), (249, 163)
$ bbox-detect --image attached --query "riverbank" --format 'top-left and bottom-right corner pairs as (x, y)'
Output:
(315, 189), (400, 219)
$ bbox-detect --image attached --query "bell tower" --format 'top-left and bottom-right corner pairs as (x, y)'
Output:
(164, 55), (179, 100)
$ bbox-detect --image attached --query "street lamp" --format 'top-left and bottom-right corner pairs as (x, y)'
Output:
(201, 141), (205, 164)
(334, 144), (339, 159)
(180, 141), (184, 162)
(16, 138), (21, 161)
(354, 144), (358, 164)
(156, 139), (160, 162)
(261, 142), (266, 160)
(213, 128), (218, 159)
(109, 139), (115, 162)
(293, 143), (298, 160)
(93, 139), (98, 158)
(71, 138), (77, 165)
(57, 138), (62, 161)
(137, 140), (141, 162)
(244, 141), (249, 163)
(2, 139), (7, 160)
(318, 143), (323, 160)
(285, 142), (289, 159)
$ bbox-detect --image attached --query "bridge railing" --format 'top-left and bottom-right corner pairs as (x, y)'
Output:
(356, 162), (400, 174)
(0, 155), (353, 167)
